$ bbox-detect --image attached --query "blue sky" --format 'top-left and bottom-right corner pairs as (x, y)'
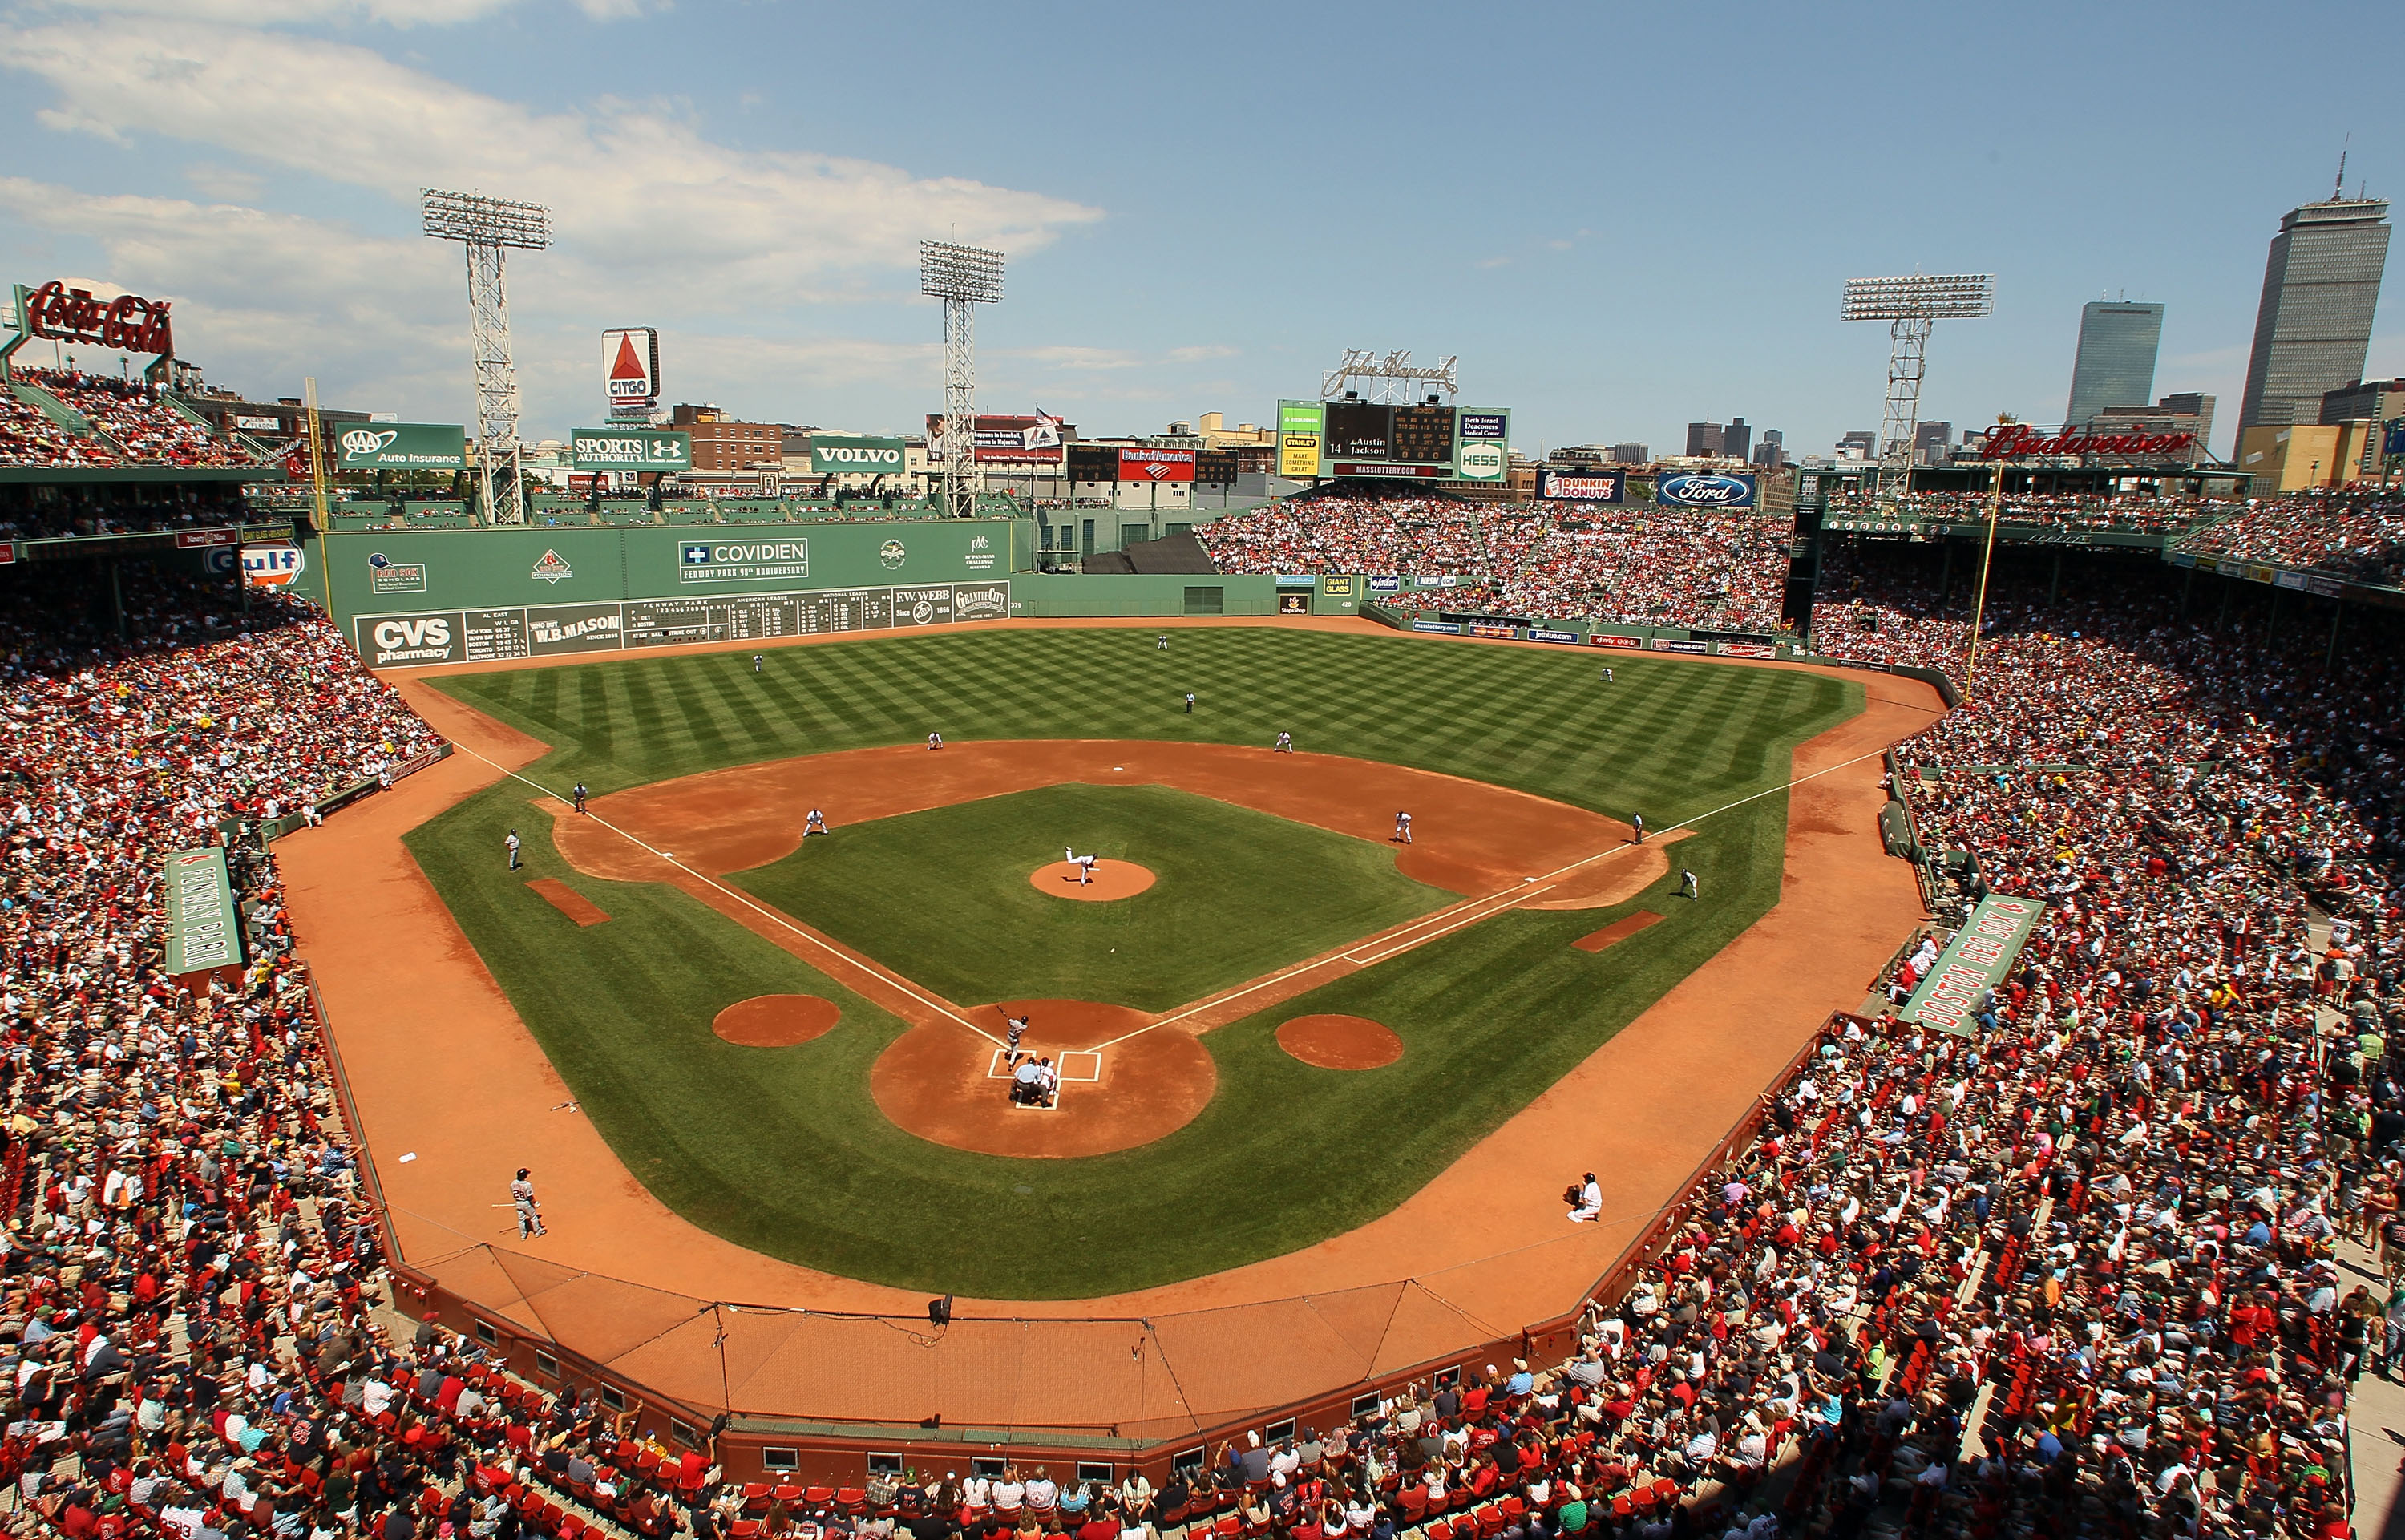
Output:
(2, 0), (2396, 460)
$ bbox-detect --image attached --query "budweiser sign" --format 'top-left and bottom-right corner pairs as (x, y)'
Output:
(22, 281), (175, 356)
(1979, 423), (2194, 461)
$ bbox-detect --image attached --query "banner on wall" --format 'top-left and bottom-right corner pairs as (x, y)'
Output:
(1903, 894), (2045, 1036)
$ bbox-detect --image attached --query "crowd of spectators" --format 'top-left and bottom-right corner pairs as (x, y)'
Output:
(1825, 490), (2225, 535)
(0, 540), (2397, 1540)
(1, 392), (117, 471)
(1494, 509), (1788, 632)
(19, 372), (248, 470)
(1199, 498), (1790, 631)
(2175, 490), (2405, 589)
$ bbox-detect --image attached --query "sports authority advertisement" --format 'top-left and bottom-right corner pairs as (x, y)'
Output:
(1277, 399), (1324, 479)
(333, 422), (467, 471)
(1453, 408), (1510, 481)
(354, 580), (1014, 666)
(1654, 471), (1758, 509)
(1118, 447), (1195, 483)
(926, 414), (1064, 464)
(1902, 894), (2044, 1036)
(1537, 470), (1626, 503)
(571, 428), (692, 471)
(679, 538), (810, 585)
(809, 435), (907, 477)
(602, 328), (661, 418)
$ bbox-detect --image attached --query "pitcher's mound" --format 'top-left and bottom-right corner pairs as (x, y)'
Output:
(1277, 1014), (1403, 1070)
(1031, 859), (1155, 901)
(713, 994), (840, 1047)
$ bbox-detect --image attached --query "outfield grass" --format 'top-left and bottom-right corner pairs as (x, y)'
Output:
(408, 627), (1857, 1296)
(734, 783), (1454, 1013)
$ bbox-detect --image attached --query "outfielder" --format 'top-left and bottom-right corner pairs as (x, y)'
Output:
(1156, 633), (1170, 651)
(1392, 811), (1413, 845)
(803, 808), (830, 837)
(1600, 667), (1615, 683)
(1184, 691), (1196, 714)
(753, 654), (763, 673)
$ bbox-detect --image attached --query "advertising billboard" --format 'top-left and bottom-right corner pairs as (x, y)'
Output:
(603, 328), (660, 419)
(1654, 471), (1757, 508)
(333, 422), (467, 471)
(1453, 408), (1510, 482)
(572, 427), (692, 471)
(927, 414), (1064, 463)
(1277, 399), (1324, 478)
(809, 435), (907, 477)
(1118, 447), (1195, 483)
(1536, 469), (1625, 502)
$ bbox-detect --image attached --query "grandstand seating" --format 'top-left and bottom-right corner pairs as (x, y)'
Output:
(0, 503), (2393, 1540)
(21, 369), (248, 468)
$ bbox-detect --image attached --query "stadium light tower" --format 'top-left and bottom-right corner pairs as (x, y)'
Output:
(422, 188), (551, 526)
(920, 240), (1004, 519)
(1841, 273), (1993, 503)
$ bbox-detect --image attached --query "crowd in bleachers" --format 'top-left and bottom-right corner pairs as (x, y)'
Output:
(1198, 499), (1789, 631)
(1, 392), (118, 471)
(0, 538), (2398, 1540)
(1495, 509), (1788, 632)
(1825, 490), (2224, 534)
(2174, 490), (2405, 588)
(19, 373), (248, 471)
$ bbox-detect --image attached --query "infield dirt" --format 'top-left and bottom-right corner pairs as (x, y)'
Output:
(273, 616), (1939, 1432)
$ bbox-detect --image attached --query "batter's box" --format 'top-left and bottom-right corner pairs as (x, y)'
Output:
(984, 1049), (1105, 1081)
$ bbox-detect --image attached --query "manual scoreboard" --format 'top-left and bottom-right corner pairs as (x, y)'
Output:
(1276, 400), (1510, 483)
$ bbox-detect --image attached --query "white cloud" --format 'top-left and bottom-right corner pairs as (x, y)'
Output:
(1, 18), (1102, 306)
(1169, 345), (1237, 362)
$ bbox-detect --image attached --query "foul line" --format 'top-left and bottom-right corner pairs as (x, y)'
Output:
(454, 732), (1899, 1065)
(451, 742), (1006, 1050)
(1093, 740), (1906, 1053)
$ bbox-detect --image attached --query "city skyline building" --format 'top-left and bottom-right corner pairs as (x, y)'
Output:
(2236, 191), (2391, 437)
(2066, 301), (2164, 426)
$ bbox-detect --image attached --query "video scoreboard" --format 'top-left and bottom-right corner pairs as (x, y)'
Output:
(1278, 400), (1510, 483)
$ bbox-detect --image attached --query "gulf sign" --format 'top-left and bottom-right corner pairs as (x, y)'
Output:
(242, 543), (306, 588)
(1118, 448), (1195, 483)
(1654, 472), (1757, 508)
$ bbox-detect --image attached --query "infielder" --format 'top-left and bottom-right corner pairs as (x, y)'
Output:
(1077, 852), (1099, 885)
(803, 808), (830, 837)
(571, 782), (588, 815)
(1274, 731), (1294, 754)
(510, 1168), (545, 1239)
(1681, 869), (1699, 900)
(1631, 812), (1645, 843)
(505, 829), (522, 870)
(1392, 810), (1413, 845)
(928, 731), (944, 750)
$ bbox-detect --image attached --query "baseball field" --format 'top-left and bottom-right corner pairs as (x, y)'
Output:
(390, 624), (1861, 1300)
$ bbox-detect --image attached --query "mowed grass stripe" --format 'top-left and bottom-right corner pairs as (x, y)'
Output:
(410, 628), (1863, 1296)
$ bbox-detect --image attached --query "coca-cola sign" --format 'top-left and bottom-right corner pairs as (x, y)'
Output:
(1979, 424), (2195, 461)
(22, 281), (175, 356)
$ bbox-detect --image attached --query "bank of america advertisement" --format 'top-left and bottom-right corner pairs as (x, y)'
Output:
(1277, 399), (1324, 478)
